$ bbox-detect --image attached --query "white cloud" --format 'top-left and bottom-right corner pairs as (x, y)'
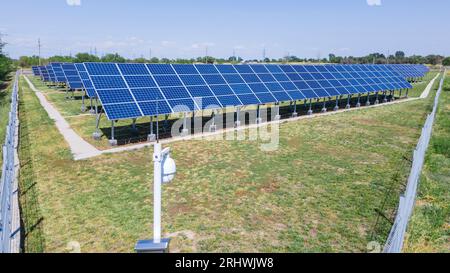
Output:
(66, 0), (81, 6)
(367, 0), (382, 6)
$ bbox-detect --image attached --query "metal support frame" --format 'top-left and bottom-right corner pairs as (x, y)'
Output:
(255, 105), (263, 124)
(383, 91), (388, 103)
(235, 106), (241, 127)
(209, 110), (217, 132)
(321, 98), (328, 113)
(399, 89), (403, 98)
(346, 95), (352, 109)
(307, 99), (313, 115)
(81, 90), (86, 112)
(181, 112), (189, 136)
(148, 116), (156, 142)
(356, 93), (361, 108)
(274, 103), (281, 120)
(366, 92), (371, 106)
(109, 120), (118, 146)
(92, 110), (102, 140)
(375, 92), (380, 105)
(405, 89), (409, 98)
(292, 101), (298, 117)
(131, 118), (138, 132)
(89, 98), (95, 114)
(391, 90), (396, 101)
(334, 96), (340, 111)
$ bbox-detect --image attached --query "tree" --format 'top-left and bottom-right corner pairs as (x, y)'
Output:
(442, 57), (450, 66)
(0, 37), (13, 81)
(74, 53), (100, 63)
(101, 53), (126, 63)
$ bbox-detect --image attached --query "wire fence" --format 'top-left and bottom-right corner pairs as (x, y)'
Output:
(0, 71), (21, 253)
(383, 70), (446, 253)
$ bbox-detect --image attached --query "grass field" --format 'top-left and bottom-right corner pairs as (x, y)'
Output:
(404, 72), (449, 253)
(18, 72), (441, 253)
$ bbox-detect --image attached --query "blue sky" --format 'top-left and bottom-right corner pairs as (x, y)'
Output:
(1, 0), (449, 59)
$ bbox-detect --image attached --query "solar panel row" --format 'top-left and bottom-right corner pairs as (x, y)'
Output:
(83, 63), (415, 120)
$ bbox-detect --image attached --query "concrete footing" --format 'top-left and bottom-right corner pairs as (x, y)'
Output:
(92, 132), (101, 140)
(109, 139), (118, 146)
(274, 115), (281, 121)
(181, 129), (189, 137)
(292, 112), (298, 118)
(307, 110), (313, 116)
(209, 124), (217, 133)
(147, 134), (156, 142)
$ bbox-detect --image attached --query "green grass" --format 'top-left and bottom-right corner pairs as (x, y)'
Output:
(404, 72), (450, 253)
(18, 74), (439, 253)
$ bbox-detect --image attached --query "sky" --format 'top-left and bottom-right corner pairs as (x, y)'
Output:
(1, 0), (449, 60)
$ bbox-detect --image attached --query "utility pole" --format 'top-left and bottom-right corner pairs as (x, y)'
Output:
(149, 48), (152, 60)
(262, 47), (266, 62)
(205, 46), (208, 64)
(38, 38), (42, 65)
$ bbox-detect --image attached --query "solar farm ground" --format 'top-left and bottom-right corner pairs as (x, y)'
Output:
(27, 71), (438, 150)
(19, 72), (441, 253)
(404, 71), (450, 253)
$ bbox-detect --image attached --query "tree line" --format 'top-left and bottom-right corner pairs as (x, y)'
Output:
(0, 39), (14, 83)
(15, 51), (450, 68)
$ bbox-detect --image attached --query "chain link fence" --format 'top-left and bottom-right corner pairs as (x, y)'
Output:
(384, 70), (446, 253)
(0, 71), (21, 253)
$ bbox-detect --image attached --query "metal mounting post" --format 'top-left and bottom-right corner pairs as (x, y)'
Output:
(292, 101), (298, 117)
(321, 98), (328, 113)
(334, 96), (340, 111)
(346, 95), (351, 109)
(148, 116), (156, 142)
(235, 106), (241, 127)
(274, 103), (281, 120)
(366, 92), (371, 106)
(356, 93), (361, 108)
(307, 99), (313, 115)
(181, 112), (189, 136)
(109, 120), (118, 146)
(375, 92), (380, 105)
(256, 105), (263, 124)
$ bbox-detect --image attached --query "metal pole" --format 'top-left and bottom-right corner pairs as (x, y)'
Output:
(153, 143), (162, 244)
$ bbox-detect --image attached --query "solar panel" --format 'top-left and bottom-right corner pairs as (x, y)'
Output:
(32, 66), (40, 76)
(50, 63), (68, 83)
(61, 63), (84, 90)
(75, 63), (96, 98)
(83, 63), (414, 121)
(39, 66), (50, 82)
(46, 65), (56, 82)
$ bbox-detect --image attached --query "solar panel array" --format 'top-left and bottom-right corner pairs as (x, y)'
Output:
(82, 63), (413, 120)
(61, 63), (84, 90)
(384, 64), (428, 78)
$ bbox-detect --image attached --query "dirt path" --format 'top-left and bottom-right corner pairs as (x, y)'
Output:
(23, 76), (102, 160)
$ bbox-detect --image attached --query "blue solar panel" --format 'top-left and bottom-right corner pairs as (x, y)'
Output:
(194, 96), (223, 110)
(138, 100), (172, 116)
(50, 63), (68, 83)
(172, 64), (199, 75)
(75, 63), (97, 98)
(179, 75), (206, 86)
(82, 63), (415, 120)
(209, 85), (234, 96)
(61, 63), (84, 90)
(186, 85), (214, 97)
(216, 95), (242, 107)
(104, 103), (142, 120)
(161, 86), (191, 99)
